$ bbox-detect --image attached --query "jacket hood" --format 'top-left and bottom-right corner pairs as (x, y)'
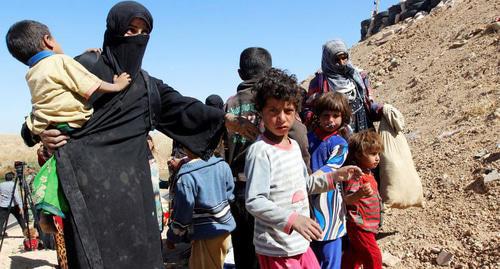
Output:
(177, 156), (225, 176)
(236, 78), (259, 92)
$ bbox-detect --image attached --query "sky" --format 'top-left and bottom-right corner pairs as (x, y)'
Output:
(0, 0), (398, 134)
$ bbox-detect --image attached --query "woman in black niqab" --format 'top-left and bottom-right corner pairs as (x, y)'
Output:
(49, 2), (230, 268)
(103, 1), (152, 79)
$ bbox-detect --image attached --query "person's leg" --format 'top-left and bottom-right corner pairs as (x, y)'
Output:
(299, 247), (321, 269)
(318, 238), (342, 269)
(230, 182), (259, 269)
(189, 233), (231, 269)
(10, 206), (26, 231)
(257, 249), (320, 269)
(0, 207), (9, 235)
(356, 230), (382, 269)
(189, 240), (203, 269)
(310, 240), (325, 267)
(257, 254), (297, 269)
(341, 226), (363, 269)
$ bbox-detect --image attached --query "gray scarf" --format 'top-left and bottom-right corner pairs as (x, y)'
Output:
(321, 39), (366, 101)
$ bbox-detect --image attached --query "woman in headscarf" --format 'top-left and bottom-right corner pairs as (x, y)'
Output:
(303, 39), (382, 133)
(20, 2), (256, 268)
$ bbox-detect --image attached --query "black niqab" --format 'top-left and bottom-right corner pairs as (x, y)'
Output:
(103, 1), (153, 78)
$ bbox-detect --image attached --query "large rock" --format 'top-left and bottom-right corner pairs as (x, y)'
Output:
(382, 251), (401, 267)
(436, 250), (454, 266)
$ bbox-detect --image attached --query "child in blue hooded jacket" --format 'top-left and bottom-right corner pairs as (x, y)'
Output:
(167, 146), (235, 269)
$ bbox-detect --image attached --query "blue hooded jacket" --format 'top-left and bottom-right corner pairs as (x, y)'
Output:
(167, 156), (235, 242)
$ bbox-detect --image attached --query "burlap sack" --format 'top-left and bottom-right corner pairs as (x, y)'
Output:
(378, 104), (424, 208)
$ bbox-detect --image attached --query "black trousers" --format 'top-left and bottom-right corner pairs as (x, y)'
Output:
(0, 205), (27, 233)
(230, 182), (260, 269)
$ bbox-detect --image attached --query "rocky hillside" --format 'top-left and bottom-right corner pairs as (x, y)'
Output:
(332, 0), (498, 268)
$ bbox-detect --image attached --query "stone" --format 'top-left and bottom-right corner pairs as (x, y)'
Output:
(408, 77), (418, 88)
(430, 247), (441, 254)
(436, 250), (454, 266)
(437, 129), (460, 139)
(449, 40), (467, 49)
(390, 58), (399, 68)
(415, 11), (428, 20)
(483, 169), (500, 184)
(382, 251), (401, 267)
(484, 21), (500, 34)
(474, 149), (489, 159)
(493, 108), (500, 119)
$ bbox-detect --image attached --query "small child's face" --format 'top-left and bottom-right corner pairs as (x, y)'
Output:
(357, 150), (380, 170)
(261, 97), (296, 137)
(46, 35), (63, 54)
(318, 110), (342, 133)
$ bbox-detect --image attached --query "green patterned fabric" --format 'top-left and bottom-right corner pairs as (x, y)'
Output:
(32, 156), (69, 217)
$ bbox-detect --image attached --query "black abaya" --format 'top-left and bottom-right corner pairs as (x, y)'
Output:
(56, 62), (225, 268)
(25, 2), (226, 268)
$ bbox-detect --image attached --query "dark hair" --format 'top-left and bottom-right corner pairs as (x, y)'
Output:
(253, 68), (302, 112)
(4, 172), (15, 181)
(239, 47), (272, 80)
(205, 94), (224, 110)
(314, 92), (352, 137)
(6, 20), (51, 64)
(347, 129), (383, 164)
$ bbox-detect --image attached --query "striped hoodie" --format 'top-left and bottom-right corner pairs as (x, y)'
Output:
(167, 156), (235, 242)
(244, 136), (337, 257)
(344, 172), (381, 233)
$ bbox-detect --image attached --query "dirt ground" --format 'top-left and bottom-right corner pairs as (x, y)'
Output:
(0, 223), (58, 269)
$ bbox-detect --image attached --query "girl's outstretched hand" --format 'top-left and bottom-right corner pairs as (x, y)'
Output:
(291, 215), (323, 242)
(333, 165), (363, 182)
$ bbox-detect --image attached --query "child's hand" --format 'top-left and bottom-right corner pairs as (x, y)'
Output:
(291, 215), (323, 242)
(85, 48), (102, 54)
(332, 165), (363, 182)
(113, 72), (132, 91)
(358, 183), (373, 197)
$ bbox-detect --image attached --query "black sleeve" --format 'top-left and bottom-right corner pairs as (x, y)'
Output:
(20, 122), (39, 147)
(153, 78), (225, 160)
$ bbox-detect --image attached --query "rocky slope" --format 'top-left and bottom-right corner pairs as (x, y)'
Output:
(342, 0), (498, 268)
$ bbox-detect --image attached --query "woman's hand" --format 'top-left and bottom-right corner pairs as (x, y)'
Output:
(40, 129), (69, 153)
(224, 113), (259, 141)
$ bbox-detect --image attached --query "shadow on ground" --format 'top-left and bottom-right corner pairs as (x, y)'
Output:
(9, 255), (57, 268)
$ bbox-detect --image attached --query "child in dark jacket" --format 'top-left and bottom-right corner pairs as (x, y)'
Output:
(167, 147), (235, 269)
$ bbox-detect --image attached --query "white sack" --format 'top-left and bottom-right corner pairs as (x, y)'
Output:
(378, 104), (424, 208)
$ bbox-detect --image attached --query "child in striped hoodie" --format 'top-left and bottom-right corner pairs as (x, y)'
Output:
(244, 68), (362, 269)
(342, 130), (383, 269)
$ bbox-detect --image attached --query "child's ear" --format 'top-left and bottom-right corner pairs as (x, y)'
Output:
(42, 35), (55, 50)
